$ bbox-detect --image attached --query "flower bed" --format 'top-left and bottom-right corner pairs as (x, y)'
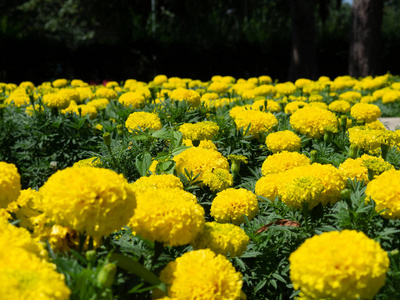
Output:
(1, 74), (400, 299)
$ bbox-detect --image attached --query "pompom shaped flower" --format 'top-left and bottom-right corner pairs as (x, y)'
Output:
(4, 93), (30, 107)
(255, 173), (282, 201)
(42, 92), (70, 109)
(328, 100), (351, 113)
(179, 121), (219, 141)
(289, 230), (389, 300)
(58, 88), (81, 103)
(125, 111), (162, 132)
(6, 188), (41, 230)
(173, 147), (229, 183)
(118, 91), (145, 108)
(38, 167), (136, 238)
(191, 222), (249, 258)
(0, 244), (71, 300)
(128, 188), (204, 246)
(290, 106), (339, 139)
(281, 176), (325, 210)
(254, 84), (276, 97)
(130, 174), (183, 194)
(73, 157), (102, 168)
(202, 168), (233, 192)
(265, 130), (301, 153)
(207, 81), (230, 94)
(284, 101), (308, 114)
(365, 169), (400, 219)
(339, 154), (380, 183)
(350, 103), (381, 123)
(261, 151), (311, 175)
(156, 249), (243, 300)
(62, 103), (98, 119)
(0, 162), (21, 208)
(382, 90), (400, 104)
(211, 188), (259, 225)
(52, 78), (68, 88)
(233, 110), (278, 138)
(153, 74), (168, 85)
(87, 98), (110, 110)
(183, 139), (217, 150)
(339, 90), (362, 103)
(95, 87), (118, 100)
(169, 88), (201, 106)
(275, 82), (297, 95)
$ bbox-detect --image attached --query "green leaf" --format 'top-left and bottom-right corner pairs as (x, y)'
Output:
(156, 160), (175, 174)
(152, 130), (173, 140)
(171, 145), (190, 156)
(272, 273), (287, 284)
(172, 131), (183, 147)
(136, 152), (152, 176)
(131, 134), (149, 141)
(254, 279), (267, 293)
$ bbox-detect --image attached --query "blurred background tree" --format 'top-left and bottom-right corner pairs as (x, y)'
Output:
(0, 0), (398, 83)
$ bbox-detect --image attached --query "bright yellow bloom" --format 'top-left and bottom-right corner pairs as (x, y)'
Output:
(284, 101), (308, 114)
(179, 121), (219, 141)
(289, 230), (389, 300)
(153, 75), (168, 85)
(255, 173), (282, 201)
(233, 109), (278, 138)
(339, 91), (362, 103)
(211, 188), (259, 225)
(118, 91), (145, 108)
(169, 88), (201, 106)
(73, 157), (102, 168)
(125, 111), (162, 132)
(95, 87), (118, 100)
(261, 151), (310, 175)
(202, 168), (233, 192)
(0, 162), (21, 208)
(52, 78), (68, 88)
(328, 100), (351, 113)
(156, 249), (243, 300)
(39, 166), (137, 238)
(191, 222), (249, 258)
(43, 92), (70, 109)
(281, 176), (325, 209)
(130, 174), (183, 194)
(129, 188), (204, 246)
(265, 130), (301, 153)
(350, 103), (381, 123)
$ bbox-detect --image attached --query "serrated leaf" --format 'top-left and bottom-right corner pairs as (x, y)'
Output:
(136, 152), (152, 176)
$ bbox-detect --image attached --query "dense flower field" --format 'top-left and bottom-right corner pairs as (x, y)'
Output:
(1, 74), (400, 299)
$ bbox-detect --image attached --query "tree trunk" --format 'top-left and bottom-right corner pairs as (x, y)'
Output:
(288, 0), (318, 81)
(348, 0), (383, 77)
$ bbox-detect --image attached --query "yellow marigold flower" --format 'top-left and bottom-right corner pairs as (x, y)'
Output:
(290, 106), (339, 139)
(95, 87), (118, 100)
(308, 102), (328, 110)
(39, 166), (136, 238)
(366, 169), (400, 219)
(156, 249), (243, 300)
(0, 217), (47, 259)
(261, 151), (310, 175)
(73, 157), (102, 168)
(233, 109), (278, 138)
(43, 92), (70, 109)
(275, 82), (297, 96)
(284, 101), (308, 114)
(179, 121), (219, 141)
(6, 188), (40, 230)
(169, 88), (201, 106)
(382, 90), (400, 104)
(173, 147), (229, 183)
(154, 75), (168, 85)
(265, 130), (301, 153)
(191, 222), (249, 258)
(87, 98), (110, 110)
(129, 188), (204, 246)
(58, 88), (81, 103)
(76, 87), (95, 101)
(105, 81), (119, 88)
(366, 120), (386, 130)
(0, 245), (70, 300)
(347, 127), (399, 152)
(183, 139), (217, 150)
(241, 89), (256, 100)
(52, 78), (68, 88)
(134, 87), (152, 100)
(201, 92), (219, 102)
(207, 81), (230, 94)
(70, 79), (87, 87)
(295, 78), (312, 88)
(62, 104), (98, 119)
(289, 230), (389, 300)
(363, 158), (394, 176)
(360, 95), (376, 103)
(0, 162), (21, 209)
(308, 93), (323, 102)
(338, 154), (381, 183)
(391, 82), (400, 90)
(125, 111), (162, 132)
(328, 100), (351, 113)
(339, 91), (362, 103)
(202, 168), (233, 192)
(281, 176), (325, 209)
(350, 103), (381, 123)
(254, 84), (276, 97)
(130, 174), (183, 194)
(118, 91), (145, 108)
(4, 93), (30, 107)
(19, 81), (35, 91)
(259, 75), (272, 84)
(252, 99), (281, 113)
(211, 188), (258, 225)
(229, 105), (252, 118)
(255, 173), (282, 201)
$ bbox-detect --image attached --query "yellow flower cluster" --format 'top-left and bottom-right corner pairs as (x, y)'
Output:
(284, 101), (308, 114)
(339, 90), (362, 103)
(281, 176), (325, 209)
(207, 81), (230, 94)
(290, 106), (338, 139)
(328, 100), (351, 113)
(87, 98), (109, 110)
(157, 249), (243, 300)
(202, 168), (233, 192)
(179, 121), (219, 141)
(289, 230), (389, 300)
(261, 151), (310, 175)
(362, 158), (394, 175)
(130, 174), (183, 194)
(129, 188), (204, 246)
(42, 92), (70, 109)
(350, 103), (381, 123)
(0, 162), (21, 208)
(39, 166), (137, 238)
(265, 130), (301, 153)
(95, 87), (118, 99)
(61, 101), (98, 119)
(232, 109), (278, 138)
(365, 169), (400, 219)
(6, 188), (40, 230)
(348, 127), (399, 152)
(173, 147), (229, 183)
(52, 78), (68, 88)
(169, 88), (201, 106)
(118, 91), (146, 108)
(338, 154), (383, 183)
(125, 111), (162, 132)
(73, 157), (103, 168)
(191, 222), (249, 258)
(211, 188), (259, 225)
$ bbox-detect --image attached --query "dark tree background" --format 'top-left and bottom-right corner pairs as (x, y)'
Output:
(1, 0), (400, 84)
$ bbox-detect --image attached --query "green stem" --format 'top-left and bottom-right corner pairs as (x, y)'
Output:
(152, 241), (164, 267)
(78, 232), (87, 253)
